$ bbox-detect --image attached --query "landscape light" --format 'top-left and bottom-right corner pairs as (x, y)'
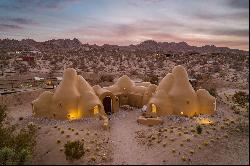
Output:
(196, 118), (213, 125)
(67, 109), (81, 120)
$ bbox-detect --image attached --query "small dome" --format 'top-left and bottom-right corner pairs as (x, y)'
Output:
(116, 75), (134, 90)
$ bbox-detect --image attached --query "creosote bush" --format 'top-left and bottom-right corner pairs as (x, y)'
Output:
(232, 91), (249, 108)
(100, 74), (114, 82)
(0, 105), (7, 123)
(144, 74), (159, 85)
(0, 104), (36, 165)
(196, 125), (202, 134)
(208, 88), (217, 97)
(64, 140), (85, 161)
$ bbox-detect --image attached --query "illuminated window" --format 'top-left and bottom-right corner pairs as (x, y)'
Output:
(151, 104), (157, 113)
(94, 105), (99, 115)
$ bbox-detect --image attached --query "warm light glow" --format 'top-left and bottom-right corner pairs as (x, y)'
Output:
(68, 108), (82, 120)
(123, 88), (126, 90)
(93, 105), (99, 115)
(32, 104), (35, 115)
(196, 118), (213, 125)
(180, 112), (184, 115)
(151, 104), (157, 113)
(47, 80), (52, 85)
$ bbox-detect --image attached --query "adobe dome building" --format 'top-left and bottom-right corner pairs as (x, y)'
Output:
(32, 65), (216, 128)
(146, 65), (216, 117)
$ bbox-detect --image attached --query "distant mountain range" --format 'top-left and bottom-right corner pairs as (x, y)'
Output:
(0, 38), (248, 55)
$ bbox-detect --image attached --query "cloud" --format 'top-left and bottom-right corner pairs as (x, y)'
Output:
(193, 10), (249, 22)
(0, 17), (37, 25)
(0, 24), (22, 31)
(228, 0), (249, 9)
(68, 19), (185, 42)
(0, 0), (79, 11)
(66, 17), (249, 50)
(193, 27), (249, 38)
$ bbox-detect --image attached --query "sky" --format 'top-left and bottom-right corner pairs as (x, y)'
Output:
(0, 0), (249, 50)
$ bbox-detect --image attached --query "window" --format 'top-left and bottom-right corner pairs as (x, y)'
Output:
(151, 104), (157, 113)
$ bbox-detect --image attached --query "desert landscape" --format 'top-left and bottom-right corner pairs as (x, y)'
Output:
(0, 38), (248, 165)
(0, 0), (249, 165)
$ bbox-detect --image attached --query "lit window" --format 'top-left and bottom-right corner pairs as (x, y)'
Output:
(151, 104), (157, 113)
(94, 105), (99, 115)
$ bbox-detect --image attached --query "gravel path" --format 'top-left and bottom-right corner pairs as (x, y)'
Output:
(109, 109), (154, 165)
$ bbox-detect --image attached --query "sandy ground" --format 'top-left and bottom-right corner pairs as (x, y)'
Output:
(2, 88), (249, 165)
(109, 108), (154, 165)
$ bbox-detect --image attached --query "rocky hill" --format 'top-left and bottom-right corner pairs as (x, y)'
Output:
(0, 38), (248, 55)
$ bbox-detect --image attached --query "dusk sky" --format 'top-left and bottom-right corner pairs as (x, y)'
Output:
(0, 0), (249, 50)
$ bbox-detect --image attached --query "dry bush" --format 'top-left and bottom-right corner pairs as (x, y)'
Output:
(0, 105), (36, 165)
(64, 140), (85, 161)
(100, 74), (114, 82)
(232, 91), (249, 108)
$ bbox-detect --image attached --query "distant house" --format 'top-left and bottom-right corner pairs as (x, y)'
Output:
(30, 50), (41, 54)
(56, 77), (63, 81)
(207, 60), (214, 64)
(34, 77), (44, 81)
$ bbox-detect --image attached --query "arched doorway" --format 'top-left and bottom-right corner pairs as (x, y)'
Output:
(103, 96), (112, 115)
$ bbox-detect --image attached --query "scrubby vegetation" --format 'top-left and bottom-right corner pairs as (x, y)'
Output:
(208, 88), (217, 97)
(0, 105), (7, 123)
(100, 74), (114, 82)
(232, 91), (249, 108)
(0, 105), (37, 165)
(64, 140), (85, 161)
(196, 125), (203, 134)
(143, 74), (159, 85)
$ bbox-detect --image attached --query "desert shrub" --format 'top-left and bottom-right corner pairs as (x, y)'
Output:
(143, 75), (159, 85)
(17, 148), (31, 165)
(100, 74), (114, 82)
(130, 70), (138, 76)
(0, 147), (15, 165)
(64, 140), (85, 161)
(196, 125), (202, 134)
(0, 104), (7, 123)
(208, 88), (217, 97)
(231, 104), (241, 114)
(0, 104), (37, 165)
(232, 91), (249, 108)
